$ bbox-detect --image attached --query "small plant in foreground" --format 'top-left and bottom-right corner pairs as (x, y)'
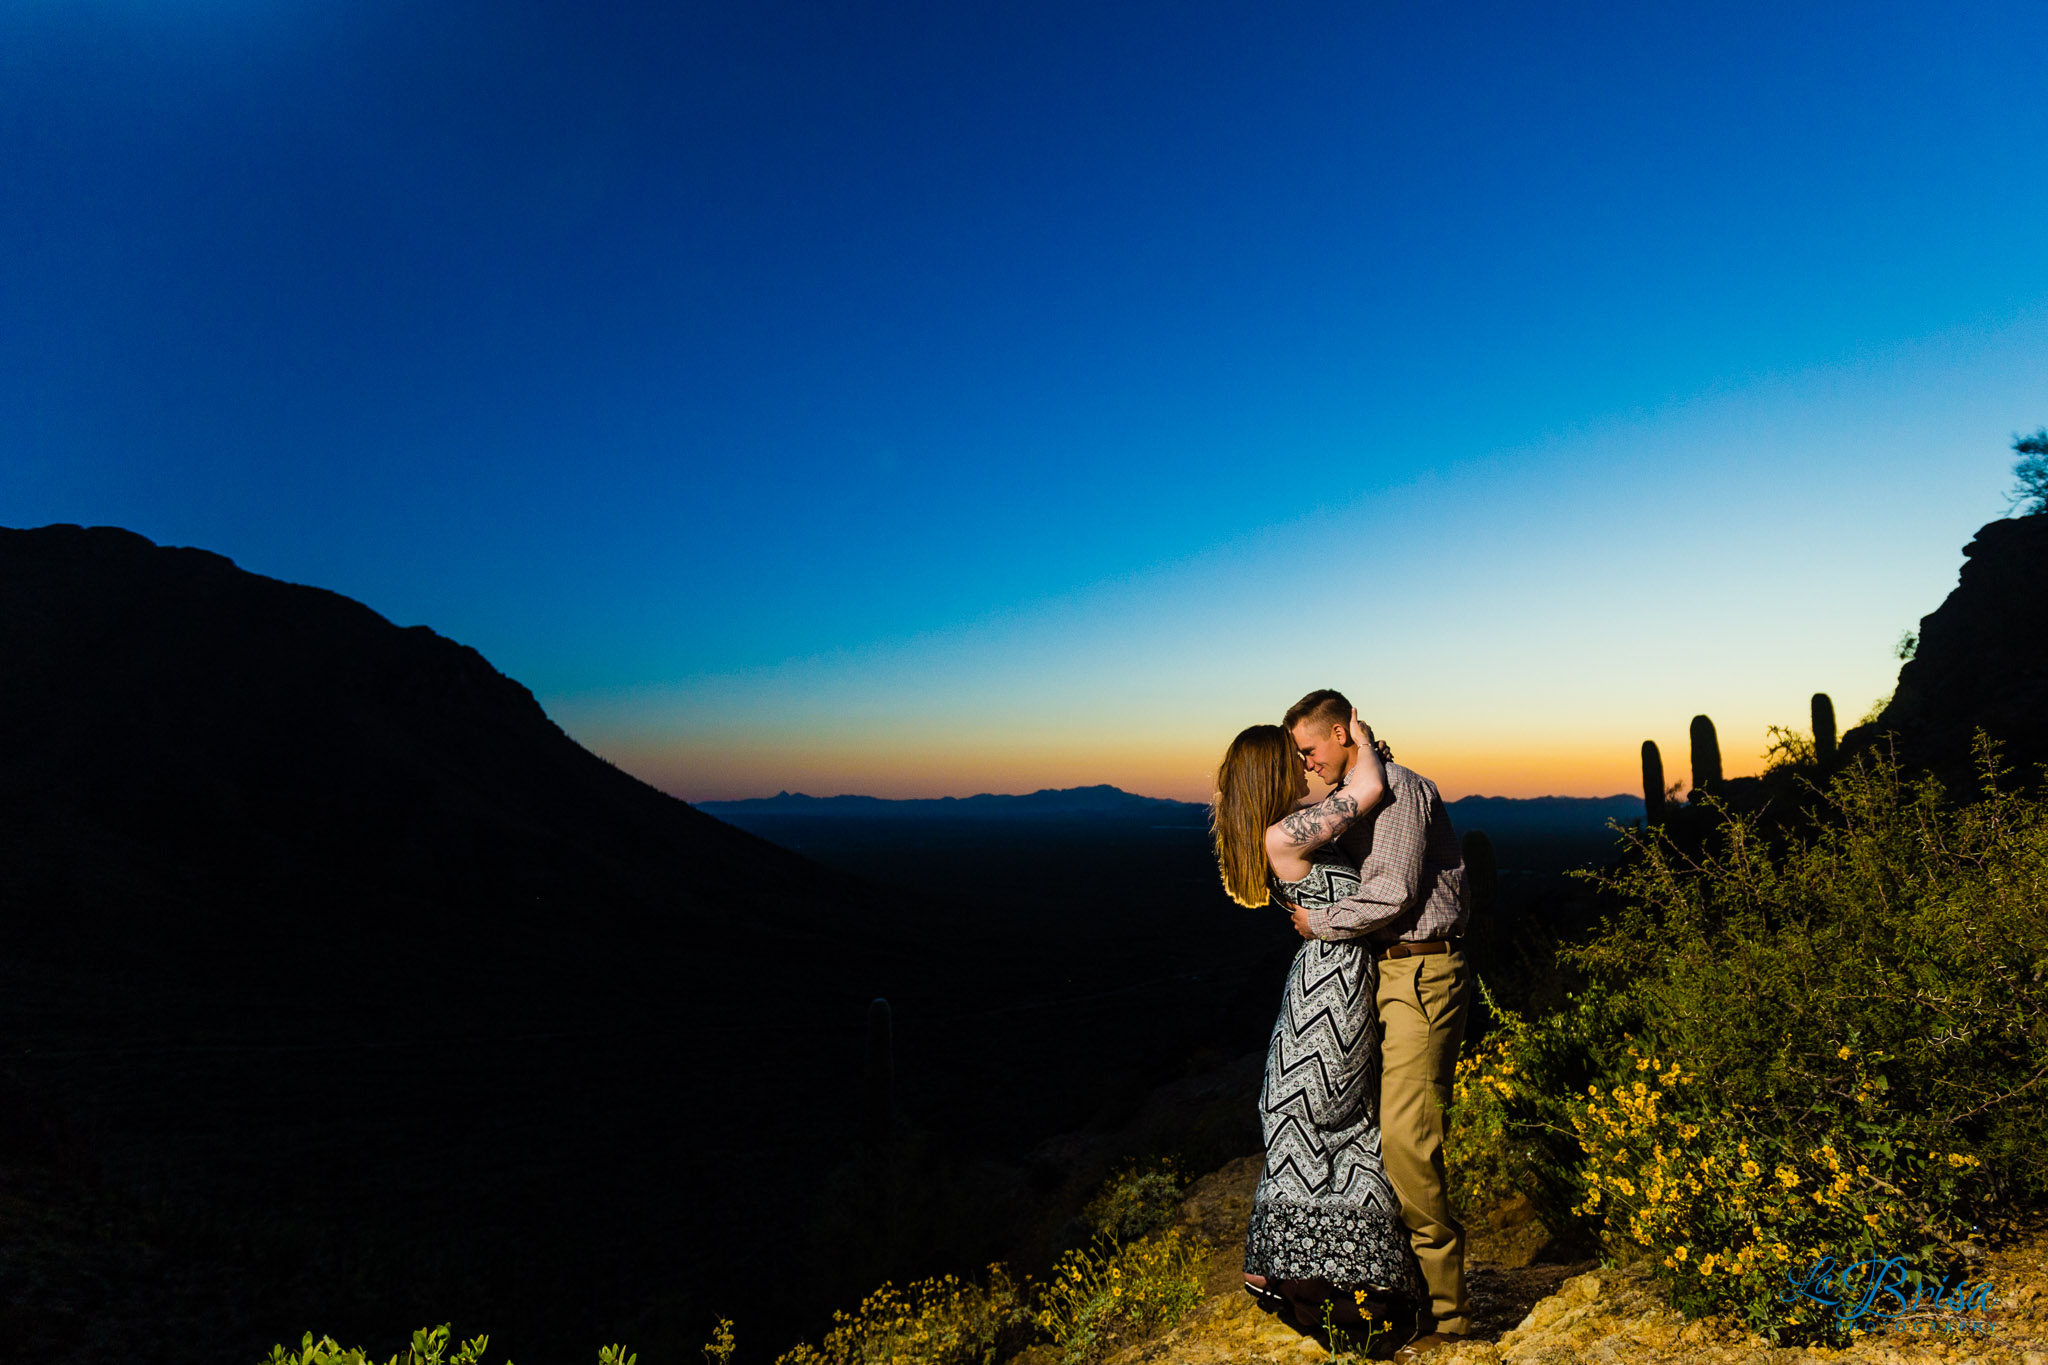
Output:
(1036, 1227), (1208, 1365)
(701, 1316), (736, 1364)
(265, 1323), (639, 1365)
(773, 1266), (1034, 1365)
(265, 1325), (494, 1365)
(1320, 1293), (1397, 1363)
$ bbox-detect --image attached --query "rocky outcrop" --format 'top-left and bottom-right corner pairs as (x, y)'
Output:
(1844, 516), (2048, 789)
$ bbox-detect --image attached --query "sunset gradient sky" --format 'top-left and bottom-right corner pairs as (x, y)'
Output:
(5, 2), (2046, 801)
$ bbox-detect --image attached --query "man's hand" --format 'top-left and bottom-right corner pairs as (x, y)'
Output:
(1289, 901), (1316, 940)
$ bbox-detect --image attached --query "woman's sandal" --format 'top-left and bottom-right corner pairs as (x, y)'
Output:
(1242, 1274), (1290, 1314)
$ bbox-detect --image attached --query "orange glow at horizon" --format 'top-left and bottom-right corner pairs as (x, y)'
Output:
(593, 731), (1764, 805)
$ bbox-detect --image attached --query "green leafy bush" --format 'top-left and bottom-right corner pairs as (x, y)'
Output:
(1567, 1039), (1984, 1339)
(1449, 742), (2048, 1343)
(1447, 979), (1632, 1239)
(1581, 742), (2048, 1205)
(1079, 1157), (1184, 1243)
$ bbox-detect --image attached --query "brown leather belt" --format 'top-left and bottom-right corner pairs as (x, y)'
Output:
(1376, 939), (1458, 961)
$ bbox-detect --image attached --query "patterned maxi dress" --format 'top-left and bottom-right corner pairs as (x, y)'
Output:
(1242, 849), (1424, 1298)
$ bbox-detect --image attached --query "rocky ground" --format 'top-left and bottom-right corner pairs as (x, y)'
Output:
(1103, 1160), (2048, 1365)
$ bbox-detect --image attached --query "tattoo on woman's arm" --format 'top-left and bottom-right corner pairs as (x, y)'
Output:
(1279, 792), (1357, 848)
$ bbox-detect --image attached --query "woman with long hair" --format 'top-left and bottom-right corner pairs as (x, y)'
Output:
(1213, 713), (1422, 1332)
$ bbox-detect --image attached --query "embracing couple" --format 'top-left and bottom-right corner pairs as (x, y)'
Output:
(1211, 688), (1474, 1361)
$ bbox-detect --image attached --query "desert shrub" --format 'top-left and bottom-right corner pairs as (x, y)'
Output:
(1760, 724), (1817, 772)
(1452, 741), (2048, 1342)
(1447, 980), (1633, 1238)
(1582, 743), (2046, 1338)
(1581, 743), (2048, 1199)
(263, 1324), (637, 1365)
(772, 1267), (1035, 1365)
(1035, 1227), (1207, 1365)
(1080, 1157), (1183, 1243)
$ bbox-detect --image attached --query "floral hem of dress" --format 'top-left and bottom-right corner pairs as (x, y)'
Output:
(1242, 1197), (1424, 1296)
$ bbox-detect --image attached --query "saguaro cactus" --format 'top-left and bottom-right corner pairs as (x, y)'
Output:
(1461, 829), (1498, 915)
(1690, 715), (1722, 793)
(1813, 693), (1837, 765)
(863, 997), (893, 1149)
(1641, 740), (1665, 826)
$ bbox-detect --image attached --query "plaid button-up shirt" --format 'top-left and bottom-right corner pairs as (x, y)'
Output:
(1304, 761), (1471, 944)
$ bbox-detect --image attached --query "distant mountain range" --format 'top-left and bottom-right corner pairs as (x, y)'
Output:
(699, 787), (1646, 878)
(1445, 792), (1646, 836)
(695, 784), (1207, 821)
(698, 785), (1646, 836)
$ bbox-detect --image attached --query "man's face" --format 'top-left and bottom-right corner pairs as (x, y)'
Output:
(1290, 719), (1350, 786)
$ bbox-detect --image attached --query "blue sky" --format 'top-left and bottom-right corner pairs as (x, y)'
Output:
(5, 1), (2045, 798)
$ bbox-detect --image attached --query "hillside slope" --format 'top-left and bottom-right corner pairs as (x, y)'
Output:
(0, 523), (911, 989)
(0, 524), (971, 1362)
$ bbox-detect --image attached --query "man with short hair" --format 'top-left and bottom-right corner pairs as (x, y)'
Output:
(1278, 688), (1474, 1361)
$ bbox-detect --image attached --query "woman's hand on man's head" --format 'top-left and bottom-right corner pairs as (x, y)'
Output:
(1347, 706), (1394, 763)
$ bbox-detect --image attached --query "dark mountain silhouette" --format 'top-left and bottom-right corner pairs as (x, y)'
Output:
(0, 523), (909, 987)
(1843, 515), (2048, 787)
(0, 524), (1017, 1362)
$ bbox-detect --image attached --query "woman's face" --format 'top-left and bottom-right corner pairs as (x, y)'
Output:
(1281, 748), (1308, 804)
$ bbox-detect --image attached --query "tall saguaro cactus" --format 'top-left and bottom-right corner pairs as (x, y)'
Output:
(1461, 829), (1498, 915)
(1690, 715), (1723, 793)
(1641, 740), (1665, 826)
(1813, 693), (1837, 765)
(863, 997), (894, 1149)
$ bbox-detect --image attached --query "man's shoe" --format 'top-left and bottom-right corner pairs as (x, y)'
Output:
(1392, 1332), (1468, 1362)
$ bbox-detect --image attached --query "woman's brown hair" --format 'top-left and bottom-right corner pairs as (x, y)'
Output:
(1212, 723), (1306, 907)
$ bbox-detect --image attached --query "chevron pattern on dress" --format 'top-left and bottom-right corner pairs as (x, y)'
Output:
(1258, 938), (1389, 1202)
(1242, 851), (1421, 1296)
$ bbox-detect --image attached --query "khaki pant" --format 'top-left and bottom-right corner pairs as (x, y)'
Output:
(1377, 946), (1473, 1336)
